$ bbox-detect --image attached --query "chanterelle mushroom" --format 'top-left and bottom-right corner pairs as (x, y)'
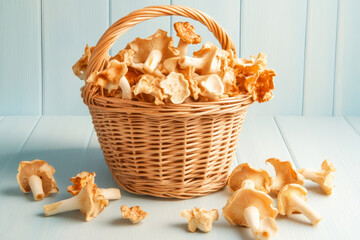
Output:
(121, 205), (148, 224)
(297, 159), (336, 195)
(126, 29), (179, 73)
(179, 42), (226, 75)
(17, 159), (58, 201)
(43, 182), (109, 222)
(278, 184), (322, 226)
(265, 158), (304, 194)
(193, 74), (225, 100)
(180, 207), (219, 233)
(72, 44), (94, 80)
(159, 72), (190, 104)
(67, 171), (121, 200)
(228, 163), (272, 193)
(174, 22), (202, 57)
(223, 180), (278, 240)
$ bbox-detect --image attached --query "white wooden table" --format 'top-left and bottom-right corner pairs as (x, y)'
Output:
(0, 116), (359, 239)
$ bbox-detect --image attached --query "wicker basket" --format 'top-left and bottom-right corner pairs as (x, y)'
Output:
(82, 5), (254, 199)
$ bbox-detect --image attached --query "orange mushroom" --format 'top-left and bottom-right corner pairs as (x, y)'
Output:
(17, 159), (58, 201)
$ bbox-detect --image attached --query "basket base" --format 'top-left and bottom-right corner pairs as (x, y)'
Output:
(109, 167), (230, 199)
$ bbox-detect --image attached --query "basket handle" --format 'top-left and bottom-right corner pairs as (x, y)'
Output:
(86, 5), (236, 77)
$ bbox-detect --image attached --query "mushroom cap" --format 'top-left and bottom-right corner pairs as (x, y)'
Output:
(266, 158), (304, 193)
(78, 182), (109, 222)
(278, 184), (307, 215)
(110, 49), (135, 66)
(126, 29), (179, 64)
(321, 159), (336, 173)
(174, 22), (202, 44)
(67, 171), (96, 196)
(222, 188), (278, 227)
(133, 74), (166, 105)
(199, 74), (224, 99)
(160, 72), (190, 104)
(72, 44), (94, 80)
(17, 159), (58, 196)
(180, 207), (218, 232)
(121, 205), (148, 224)
(228, 163), (272, 193)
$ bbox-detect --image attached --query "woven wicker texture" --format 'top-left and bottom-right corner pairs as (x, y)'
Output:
(82, 5), (253, 199)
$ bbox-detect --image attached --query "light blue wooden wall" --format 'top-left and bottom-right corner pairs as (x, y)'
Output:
(0, 0), (359, 116)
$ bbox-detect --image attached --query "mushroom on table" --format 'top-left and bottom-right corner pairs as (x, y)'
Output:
(43, 182), (109, 222)
(121, 205), (148, 224)
(67, 171), (121, 200)
(227, 163), (272, 193)
(265, 158), (304, 194)
(17, 159), (58, 201)
(278, 184), (322, 226)
(223, 180), (278, 240)
(180, 207), (219, 233)
(298, 159), (336, 195)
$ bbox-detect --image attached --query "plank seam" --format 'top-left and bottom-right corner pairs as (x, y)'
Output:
(78, 128), (95, 171)
(0, 117), (5, 125)
(273, 116), (301, 168)
(345, 117), (360, 136)
(301, 0), (309, 116)
(332, 0), (341, 116)
(0, 116), (42, 176)
(170, 0), (173, 37)
(40, 0), (44, 116)
(239, 0), (243, 57)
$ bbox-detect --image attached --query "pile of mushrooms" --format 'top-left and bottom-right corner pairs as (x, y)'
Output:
(73, 22), (276, 104)
(16, 160), (122, 222)
(222, 159), (336, 239)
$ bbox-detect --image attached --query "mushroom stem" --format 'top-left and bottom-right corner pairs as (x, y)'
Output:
(179, 56), (206, 70)
(43, 195), (81, 216)
(99, 188), (121, 200)
(177, 40), (188, 56)
(144, 49), (163, 73)
(244, 206), (260, 234)
(119, 76), (131, 100)
(291, 195), (322, 225)
(298, 169), (323, 183)
(241, 179), (255, 190)
(29, 175), (45, 201)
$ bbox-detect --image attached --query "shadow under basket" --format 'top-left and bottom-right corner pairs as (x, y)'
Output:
(82, 5), (254, 199)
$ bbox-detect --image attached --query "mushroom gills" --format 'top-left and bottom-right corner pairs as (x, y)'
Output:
(29, 175), (45, 201)
(144, 49), (162, 73)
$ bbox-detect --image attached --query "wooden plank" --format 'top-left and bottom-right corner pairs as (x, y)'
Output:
(110, 0), (171, 55)
(334, 0), (360, 116)
(42, 0), (109, 115)
(172, 0), (240, 56)
(346, 117), (360, 136)
(0, 116), (93, 239)
(0, 116), (39, 173)
(302, 0), (337, 116)
(241, 0), (307, 116)
(276, 116), (360, 238)
(0, 0), (41, 115)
